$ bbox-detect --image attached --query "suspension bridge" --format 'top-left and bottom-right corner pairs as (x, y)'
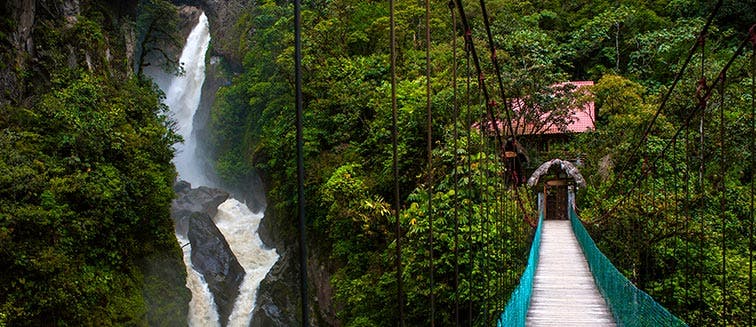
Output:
(290, 0), (756, 325)
(499, 188), (688, 327)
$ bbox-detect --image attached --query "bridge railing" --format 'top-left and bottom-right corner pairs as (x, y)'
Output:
(497, 195), (544, 327)
(568, 204), (688, 327)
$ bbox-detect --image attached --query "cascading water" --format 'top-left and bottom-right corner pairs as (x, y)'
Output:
(151, 11), (279, 327)
(164, 12), (211, 188)
(214, 199), (279, 326)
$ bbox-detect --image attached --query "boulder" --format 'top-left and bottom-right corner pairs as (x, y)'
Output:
(172, 181), (229, 237)
(188, 212), (245, 327)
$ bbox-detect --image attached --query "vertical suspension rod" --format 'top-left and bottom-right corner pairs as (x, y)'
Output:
(424, 0), (435, 324)
(698, 33), (706, 302)
(749, 25), (755, 327)
(390, 0), (405, 325)
(750, 26), (755, 327)
(449, 1), (461, 325)
(294, 0), (308, 325)
(465, 43), (475, 327)
(718, 71), (727, 325)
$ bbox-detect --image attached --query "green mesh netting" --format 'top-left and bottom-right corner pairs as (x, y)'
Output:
(568, 205), (688, 327)
(497, 205), (544, 327)
(498, 196), (687, 327)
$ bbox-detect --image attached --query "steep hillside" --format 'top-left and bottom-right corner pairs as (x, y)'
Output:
(0, 0), (190, 325)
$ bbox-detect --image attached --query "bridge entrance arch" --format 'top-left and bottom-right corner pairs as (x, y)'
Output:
(527, 158), (586, 220)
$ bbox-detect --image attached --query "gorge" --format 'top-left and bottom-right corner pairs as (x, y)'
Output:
(150, 11), (279, 327)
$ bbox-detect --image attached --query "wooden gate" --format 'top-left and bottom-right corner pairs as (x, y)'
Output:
(544, 179), (568, 220)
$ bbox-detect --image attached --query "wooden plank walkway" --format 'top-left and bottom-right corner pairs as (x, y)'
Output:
(526, 220), (616, 326)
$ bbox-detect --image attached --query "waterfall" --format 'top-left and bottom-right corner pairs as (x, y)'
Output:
(151, 11), (279, 327)
(165, 12), (211, 188)
(214, 199), (279, 326)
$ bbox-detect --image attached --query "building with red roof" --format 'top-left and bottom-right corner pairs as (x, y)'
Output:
(479, 81), (595, 136)
(476, 81), (595, 174)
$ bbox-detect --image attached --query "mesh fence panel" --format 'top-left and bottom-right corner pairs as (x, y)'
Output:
(497, 202), (544, 326)
(568, 205), (688, 327)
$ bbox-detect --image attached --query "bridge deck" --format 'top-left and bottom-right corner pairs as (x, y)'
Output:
(526, 220), (615, 326)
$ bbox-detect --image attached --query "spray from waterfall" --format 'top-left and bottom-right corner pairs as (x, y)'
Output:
(150, 11), (278, 327)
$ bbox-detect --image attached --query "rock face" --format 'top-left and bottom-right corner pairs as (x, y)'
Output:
(251, 176), (339, 327)
(197, 0), (251, 65)
(172, 181), (250, 326)
(172, 180), (229, 237)
(250, 246), (299, 327)
(188, 212), (245, 327)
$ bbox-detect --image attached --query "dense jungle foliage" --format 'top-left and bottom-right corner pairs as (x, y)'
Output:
(0, 0), (189, 325)
(212, 0), (755, 325)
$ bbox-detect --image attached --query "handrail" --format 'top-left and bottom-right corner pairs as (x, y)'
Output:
(568, 204), (688, 327)
(497, 195), (544, 327)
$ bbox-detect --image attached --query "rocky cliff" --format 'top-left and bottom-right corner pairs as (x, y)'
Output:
(0, 1), (191, 325)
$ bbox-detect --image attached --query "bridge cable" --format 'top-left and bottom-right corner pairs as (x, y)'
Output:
(684, 119), (691, 304)
(670, 136), (681, 300)
(597, 32), (752, 224)
(750, 27), (755, 327)
(718, 69), (728, 325)
(465, 40), (475, 327)
(424, 0), (436, 323)
(389, 0), (405, 325)
(495, 163), (502, 312)
(608, 0), (723, 195)
(476, 0), (515, 141)
(294, 0), (309, 325)
(480, 122), (490, 325)
(454, 0), (534, 229)
(495, 127), (503, 320)
(449, 1), (461, 324)
(697, 33), (707, 303)
(477, 0), (533, 224)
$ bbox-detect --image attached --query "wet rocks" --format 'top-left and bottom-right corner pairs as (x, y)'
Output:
(172, 180), (229, 237)
(188, 212), (245, 327)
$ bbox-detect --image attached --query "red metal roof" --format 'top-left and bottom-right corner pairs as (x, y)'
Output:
(477, 81), (595, 136)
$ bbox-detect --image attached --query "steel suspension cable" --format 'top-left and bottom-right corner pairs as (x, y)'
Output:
(598, 34), (753, 224)
(750, 27), (755, 327)
(477, 0), (517, 140)
(482, 124), (491, 325)
(449, 2), (461, 324)
(454, 0), (534, 228)
(670, 137), (680, 299)
(453, 0), (501, 148)
(608, 0), (723, 195)
(684, 120), (691, 303)
(294, 0), (308, 325)
(718, 71), (727, 325)
(465, 43), (475, 327)
(475, 0), (535, 225)
(698, 34), (707, 302)
(478, 123), (487, 324)
(424, 0), (435, 323)
(389, 0), (405, 325)
(497, 157), (504, 312)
